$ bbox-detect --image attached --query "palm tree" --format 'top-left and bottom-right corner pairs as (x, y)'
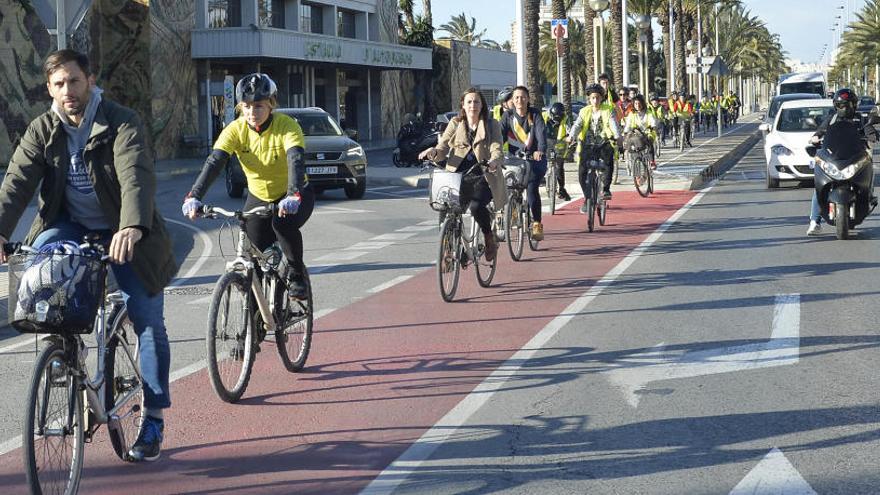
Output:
(629, 0), (661, 93)
(584, 4), (596, 86)
(609, 0), (623, 86)
(439, 12), (495, 46)
(551, 0), (571, 115)
(836, 0), (880, 97)
(674, 0), (687, 93)
(525, 0), (544, 107)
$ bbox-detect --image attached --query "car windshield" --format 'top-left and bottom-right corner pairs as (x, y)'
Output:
(292, 114), (343, 136)
(769, 95), (819, 119)
(859, 97), (875, 106)
(776, 106), (832, 133)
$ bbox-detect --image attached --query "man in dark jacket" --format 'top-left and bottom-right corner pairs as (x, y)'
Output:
(501, 86), (548, 241)
(0, 49), (177, 462)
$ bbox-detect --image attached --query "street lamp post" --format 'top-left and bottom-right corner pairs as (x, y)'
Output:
(589, 0), (610, 82)
(635, 15), (651, 96)
(622, 0), (629, 88)
(686, 39), (696, 94)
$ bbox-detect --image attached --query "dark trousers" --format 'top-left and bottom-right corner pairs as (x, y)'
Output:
(461, 174), (493, 235)
(527, 158), (548, 223)
(579, 144), (614, 196)
(244, 187), (315, 272)
(553, 155), (566, 191)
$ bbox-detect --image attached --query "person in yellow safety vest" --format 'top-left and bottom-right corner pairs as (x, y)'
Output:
(672, 93), (694, 147)
(543, 102), (572, 200)
(493, 87), (514, 121)
(623, 94), (658, 169)
(647, 93), (668, 146)
(566, 84), (621, 202)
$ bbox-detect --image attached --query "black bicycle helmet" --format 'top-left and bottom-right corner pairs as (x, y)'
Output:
(549, 102), (565, 121)
(586, 84), (605, 98)
(236, 73), (277, 103)
(833, 88), (857, 119)
(497, 87), (514, 104)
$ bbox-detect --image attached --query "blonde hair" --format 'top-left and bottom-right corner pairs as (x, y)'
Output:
(235, 96), (278, 115)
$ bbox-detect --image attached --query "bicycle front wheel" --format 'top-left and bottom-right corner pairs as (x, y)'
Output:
(474, 227), (497, 287)
(438, 216), (461, 302)
(276, 269), (313, 372)
(506, 197), (525, 261)
(634, 156), (650, 198)
(104, 304), (144, 461)
(24, 339), (84, 495)
(547, 166), (558, 215)
(586, 172), (597, 232)
(207, 271), (257, 403)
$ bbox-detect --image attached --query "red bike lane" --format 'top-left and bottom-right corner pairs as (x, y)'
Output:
(0, 190), (696, 494)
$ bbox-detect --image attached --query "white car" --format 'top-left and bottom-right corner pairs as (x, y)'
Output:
(760, 99), (834, 189)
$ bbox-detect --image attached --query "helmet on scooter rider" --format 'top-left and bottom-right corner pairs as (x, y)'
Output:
(235, 73), (277, 103)
(833, 88), (857, 119)
(548, 102), (565, 122)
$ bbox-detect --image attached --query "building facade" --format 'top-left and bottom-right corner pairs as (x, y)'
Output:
(191, 0), (432, 146)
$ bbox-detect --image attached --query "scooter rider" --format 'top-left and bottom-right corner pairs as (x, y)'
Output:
(806, 88), (877, 235)
(543, 102), (572, 201)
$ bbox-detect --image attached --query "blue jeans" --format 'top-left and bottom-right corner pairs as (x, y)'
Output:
(33, 219), (171, 410)
(810, 191), (821, 223)
(527, 157), (548, 223)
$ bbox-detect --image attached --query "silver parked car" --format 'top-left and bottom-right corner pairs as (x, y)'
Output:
(226, 107), (367, 199)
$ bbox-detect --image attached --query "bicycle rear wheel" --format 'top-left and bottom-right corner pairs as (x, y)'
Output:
(474, 227), (497, 287)
(276, 269), (313, 372)
(526, 203), (539, 251)
(506, 197), (525, 261)
(599, 198), (608, 226)
(438, 216), (461, 302)
(24, 339), (84, 495)
(206, 271), (257, 403)
(104, 304), (144, 461)
(633, 155), (650, 198)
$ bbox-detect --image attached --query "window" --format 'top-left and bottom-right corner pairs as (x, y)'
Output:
(337, 9), (356, 39)
(258, 0), (284, 28)
(208, 0), (241, 28)
(301, 3), (323, 34)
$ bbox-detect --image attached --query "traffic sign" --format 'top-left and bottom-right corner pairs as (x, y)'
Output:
(551, 19), (568, 40)
(686, 55), (715, 75)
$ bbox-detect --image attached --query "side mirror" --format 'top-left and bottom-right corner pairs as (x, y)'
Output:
(867, 105), (880, 125)
(758, 123), (771, 132)
(805, 145), (817, 158)
(345, 128), (359, 141)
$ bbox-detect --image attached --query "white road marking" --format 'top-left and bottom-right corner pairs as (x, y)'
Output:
(367, 275), (415, 294)
(347, 241), (396, 251)
(186, 294), (214, 306)
(657, 120), (755, 168)
(371, 233), (419, 241)
(313, 206), (373, 215)
(313, 308), (337, 320)
(164, 218), (214, 289)
(397, 225), (436, 232)
(0, 334), (42, 355)
(169, 359), (208, 383)
(359, 184), (713, 495)
(607, 294), (800, 408)
(0, 435), (23, 457)
(314, 251), (369, 262)
(730, 448), (816, 495)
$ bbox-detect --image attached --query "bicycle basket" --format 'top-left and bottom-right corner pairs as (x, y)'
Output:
(625, 131), (650, 152)
(429, 169), (463, 211)
(503, 154), (530, 189)
(8, 242), (106, 334)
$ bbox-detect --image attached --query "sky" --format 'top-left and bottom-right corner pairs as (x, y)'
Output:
(422, 0), (867, 65)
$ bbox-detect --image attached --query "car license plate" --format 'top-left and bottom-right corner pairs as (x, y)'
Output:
(307, 166), (337, 175)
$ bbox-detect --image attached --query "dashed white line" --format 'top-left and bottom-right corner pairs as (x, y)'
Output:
(347, 241), (396, 251)
(186, 295), (214, 306)
(164, 218), (213, 289)
(372, 233), (419, 241)
(314, 251), (370, 262)
(367, 275), (415, 294)
(397, 225), (436, 233)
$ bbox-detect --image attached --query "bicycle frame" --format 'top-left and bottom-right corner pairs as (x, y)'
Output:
(226, 228), (280, 333)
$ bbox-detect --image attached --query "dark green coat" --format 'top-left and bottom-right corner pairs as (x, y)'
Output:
(0, 98), (177, 295)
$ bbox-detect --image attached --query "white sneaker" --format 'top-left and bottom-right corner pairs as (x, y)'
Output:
(806, 221), (822, 236)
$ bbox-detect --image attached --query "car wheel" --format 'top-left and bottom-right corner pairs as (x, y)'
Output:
(226, 163), (245, 198)
(344, 179), (366, 199)
(766, 170), (779, 189)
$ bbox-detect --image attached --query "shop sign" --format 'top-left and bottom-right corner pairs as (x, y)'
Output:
(363, 47), (414, 67)
(305, 41), (342, 60)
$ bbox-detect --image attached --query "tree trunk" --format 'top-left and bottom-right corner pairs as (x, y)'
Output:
(674, 0), (687, 94)
(584, 7), (595, 87)
(551, 0), (571, 116)
(422, 0), (432, 26)
(421, 0), (434, 121)
(525, 0), (544, 108)
(609, 0), (623, 87)
(657, 10), (670, 94)
(646, 24), (655, 94)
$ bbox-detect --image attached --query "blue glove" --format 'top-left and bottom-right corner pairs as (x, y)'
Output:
(278, 193), (301, 216)
(182, 196), (203, 218)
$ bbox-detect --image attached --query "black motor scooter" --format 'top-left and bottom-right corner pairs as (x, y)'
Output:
(807, 115), (878, 239)
(394, 120), (440, 167)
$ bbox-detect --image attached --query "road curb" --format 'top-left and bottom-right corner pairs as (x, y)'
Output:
(689, 130), (762, 190)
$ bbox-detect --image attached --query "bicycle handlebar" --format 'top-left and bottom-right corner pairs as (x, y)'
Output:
(200, 204), (276, 219)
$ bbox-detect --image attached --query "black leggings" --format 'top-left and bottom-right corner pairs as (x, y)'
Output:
(244, 187), (315, 270)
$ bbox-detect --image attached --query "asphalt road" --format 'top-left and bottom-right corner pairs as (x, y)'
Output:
(2, 135), (879, 494)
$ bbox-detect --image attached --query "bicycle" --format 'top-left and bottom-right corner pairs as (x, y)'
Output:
(545, 139), (559, 215)
(10, 238), (143, 495)
(624, 128), (655, 198)
(503, 153), (539, 260)
(578, 136), (610, 232)
(429, 162), (498, 302)
(199, 204), (313, 403)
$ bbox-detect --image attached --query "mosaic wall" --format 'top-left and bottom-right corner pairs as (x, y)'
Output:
(0, 1), (52, 166)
